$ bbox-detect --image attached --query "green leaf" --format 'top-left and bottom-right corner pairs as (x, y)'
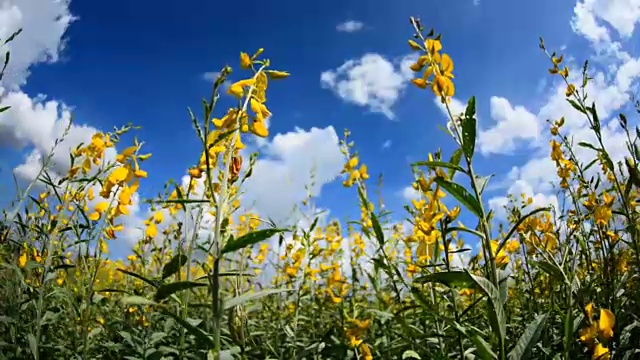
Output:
(447, 226), (486, 240)
(402, 350), (421, 359)
(534, 260), (566, 283)
(434, 177), (484, 219)
(507, 313), (549, 360)
(121, 296), (158, 306)
(27, 333), (37, 359)
(475, 174), (494, 196)
(162, 310), (214, 348)
(470, 334), (498, 360)
(453, 322), (497, 360)
(467, 271), (506, 342)
(462, 96), (477, 159)
(577, 141), (600, 152)
(498, 270), (509, 306)
(0, 105), (10, 113)
(155, 281), (207, 301)
(414, 270), (476, 288)
(566, 99), (586, 114)
(370, 211), (386, 247)
(448, 149), (464, 180)
(117, 268), (159, 288)
(412, 160), (466, 174)
(223, 288), (293, 310)
(221, 228), (286, 254)
(161, 254), (188, 280)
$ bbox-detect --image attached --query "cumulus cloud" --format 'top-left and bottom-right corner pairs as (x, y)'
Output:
(401, 186), (419, 201)
(242, 126), (343, 225)
(0, 1), (148, 250)
(0, 0), (75, 88)
(572, 0), (640, 42)
(487, 0), (640, 220)
(320, 53), (414, 119)
(478, 97), (540, 155)
(336, 20), (364, 33)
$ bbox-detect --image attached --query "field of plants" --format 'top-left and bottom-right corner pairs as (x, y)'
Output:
(1, 15), (640, 360)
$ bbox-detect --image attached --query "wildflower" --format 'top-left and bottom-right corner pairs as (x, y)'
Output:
(566, 83), (576, 97)
(240, 52), (252, 69)
(266, 70), (290, 79)
(579, 303), (615, 346)
(592, 344), (610, 360)
(18, 251), (28, 268)
(227, 78), (256, 99)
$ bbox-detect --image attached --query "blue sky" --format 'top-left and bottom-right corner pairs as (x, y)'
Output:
(2, 0), (640, 257)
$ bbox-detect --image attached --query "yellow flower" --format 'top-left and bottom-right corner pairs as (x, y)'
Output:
(240, 52), (252, 69)
(348, 335), (363, 348)
(251, 119), (269, 138)
(580, 303), (615, 345)
(566, 83), (576, 97)
(18, 252), (28, 268)
(504, 239), (519, 254)
(153, 211), (164, 224)
(145, 221), (158, 240)
(227, 78), (256, 99)
(432, 74), (454, 98)
(440, 53), (454, 78)
(88, 201), (110, 221)
(592, 343), (610, 360)
(412, 78), (427, 89)
(359, 164), (369, 180)
(425, 38), (442, 54)
(188, 167), (203, 179)
(266, 70), (290, 79)
(108, 166), (129, 185)
(550, 140), (563, 162)
(598, 308), (615, 341)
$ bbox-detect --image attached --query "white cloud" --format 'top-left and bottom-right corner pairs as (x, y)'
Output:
(320, 53), (413, 119)
(488, 0), (640, 220)
(336, 20), (364, 33)
(0, 0), (75, 88)
(572, 0), (640, 42)
(401, 186), (419, 201)
(478, 97), (540, 155)
(382, 139), (392, 149)
(0, 1), (147, 250)
(488, 179), (559, 221)
(241, 126), (343, 225)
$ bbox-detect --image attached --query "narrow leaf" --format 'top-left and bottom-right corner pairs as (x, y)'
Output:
(223, 288), (293, 310)
(462, 96), (477, 159)
(221, 228), (286, 254)
(412, 160), (466, 174)
(162, 310), (214, 348)
(507, 313), (549, 360)
(467, 271), (506, 341)
(414, 270), (476, 288)
(434, 177), (484, 218)
(161, 254), (188, 280)
(121, 296), (158, 306)
(155, 281), (207, 301)
(117, 268), (159, 288)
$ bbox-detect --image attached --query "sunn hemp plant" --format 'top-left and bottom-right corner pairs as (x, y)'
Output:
(2, 14), (640, 360)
